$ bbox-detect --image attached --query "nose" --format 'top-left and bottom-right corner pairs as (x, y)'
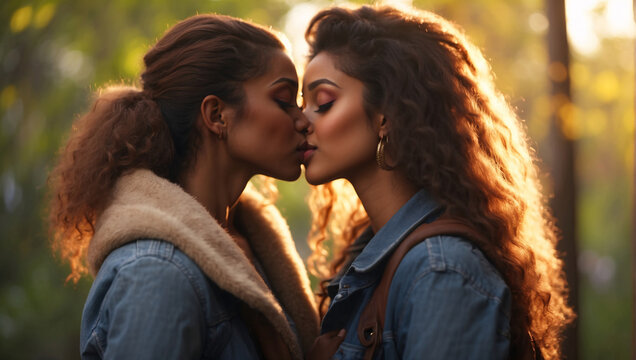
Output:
(294, 107), (312, 135)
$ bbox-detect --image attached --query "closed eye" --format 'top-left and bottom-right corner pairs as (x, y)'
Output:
(315, 100), (334, 113)
(275, 99), (297, 110)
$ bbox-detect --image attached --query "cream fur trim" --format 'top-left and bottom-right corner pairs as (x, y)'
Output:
(88, 169), (318, 359)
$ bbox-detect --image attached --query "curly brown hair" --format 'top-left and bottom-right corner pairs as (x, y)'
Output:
(305, 5), (574, 359)
(48, 14), (284, 282)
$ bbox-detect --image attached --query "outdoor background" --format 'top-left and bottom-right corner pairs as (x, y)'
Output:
(0, 0), (633, 359)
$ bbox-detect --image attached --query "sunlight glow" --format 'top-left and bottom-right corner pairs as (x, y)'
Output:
(283, 0), (415, 72)
(566, 0), (635, 55)
(380, 0), (413, 8)
(283, 2), (323, 69)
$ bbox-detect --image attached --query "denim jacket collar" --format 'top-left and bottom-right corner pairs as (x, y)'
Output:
(350, 189), (442, 273)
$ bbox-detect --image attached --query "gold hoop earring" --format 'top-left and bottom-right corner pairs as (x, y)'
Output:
(376, 136), (392, 170)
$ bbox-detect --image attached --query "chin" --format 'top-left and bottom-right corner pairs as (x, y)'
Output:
(273, 166), (302, 182)
(305, 177), (323, 186)
(304, 166), (332, 186)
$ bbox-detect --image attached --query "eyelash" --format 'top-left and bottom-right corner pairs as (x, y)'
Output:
(274, 99), (296, 110)
(315, 100), (334, 113)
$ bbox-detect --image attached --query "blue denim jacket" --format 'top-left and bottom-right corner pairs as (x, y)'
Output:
(80, 239), (264, 359)
(322, 190), (511, 359)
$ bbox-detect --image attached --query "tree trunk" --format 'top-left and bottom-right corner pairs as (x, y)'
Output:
(545, 0), (579, 359)
(632, 2), (636, 359)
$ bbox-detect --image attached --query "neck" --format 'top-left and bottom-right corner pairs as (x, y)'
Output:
(349, 167), (418, 233)
(180, 139), (253, 229)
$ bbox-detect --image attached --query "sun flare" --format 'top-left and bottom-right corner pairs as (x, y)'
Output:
(566, 0), (635, 55)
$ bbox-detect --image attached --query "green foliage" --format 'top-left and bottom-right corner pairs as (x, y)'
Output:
(574, 37), (633, 359)
(0, 0), (632, 359)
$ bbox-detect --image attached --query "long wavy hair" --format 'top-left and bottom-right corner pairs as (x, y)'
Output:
(48, 14), (284, 283)
(305, 5), (574, 359)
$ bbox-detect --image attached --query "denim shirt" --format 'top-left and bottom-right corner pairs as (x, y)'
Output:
(321, 190), (511, 359)
(80, 239), (266, 360)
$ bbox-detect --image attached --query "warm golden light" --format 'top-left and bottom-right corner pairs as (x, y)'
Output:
(566, 0), (635, 55)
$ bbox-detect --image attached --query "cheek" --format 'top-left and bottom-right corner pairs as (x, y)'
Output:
(245, 102), (295, 146)
(316, 107), (374, 153)
(265, 116), (295, 141)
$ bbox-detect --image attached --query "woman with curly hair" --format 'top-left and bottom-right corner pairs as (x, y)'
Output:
(302, 5), (573, 359)
(48, 14), (319, 360)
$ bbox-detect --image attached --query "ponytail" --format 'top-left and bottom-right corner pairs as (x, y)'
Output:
(48, 86), (174, 282)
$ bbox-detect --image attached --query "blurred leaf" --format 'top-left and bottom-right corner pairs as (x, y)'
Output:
(10, 5), (33, 33)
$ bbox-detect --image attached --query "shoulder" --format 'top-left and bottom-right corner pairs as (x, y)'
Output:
(394, 235), (510, 307)
(99, 239), (207, 286)
(82, 239), (225, 358)
(90, 239), (216, 317)
(386, 236), (512, 356)
(83, 240), (223, 340)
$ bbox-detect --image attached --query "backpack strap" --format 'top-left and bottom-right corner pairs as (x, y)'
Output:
(356, 218), (486, 360)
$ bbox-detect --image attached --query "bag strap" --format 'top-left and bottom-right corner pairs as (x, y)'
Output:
(356, 218), (486, 360)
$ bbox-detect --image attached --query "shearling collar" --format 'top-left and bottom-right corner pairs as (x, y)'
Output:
(88, 169), (318, 359)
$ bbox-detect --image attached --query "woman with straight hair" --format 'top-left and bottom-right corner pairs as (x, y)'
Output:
(48, 14), (318, 360)
(301, 5), (573, 360)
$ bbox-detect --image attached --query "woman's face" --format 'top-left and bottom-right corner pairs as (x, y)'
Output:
(226, 50), (308, 181)
(301, 52), (380, 185)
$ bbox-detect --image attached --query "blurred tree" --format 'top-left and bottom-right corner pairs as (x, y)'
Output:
(632, 2), (635, 358)
(545, 0), (578, 358)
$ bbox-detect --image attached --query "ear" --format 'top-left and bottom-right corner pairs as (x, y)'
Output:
(200, 95), (227, 138)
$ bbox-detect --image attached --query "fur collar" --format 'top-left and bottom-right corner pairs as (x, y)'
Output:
(88, 169), (318, 359)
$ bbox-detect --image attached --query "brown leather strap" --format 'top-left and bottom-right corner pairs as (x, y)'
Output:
(357, 218), (484, 360)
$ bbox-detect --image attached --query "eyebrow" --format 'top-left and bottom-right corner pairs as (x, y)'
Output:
(305, 78), (341, 91)
(270, 77), (298, 88)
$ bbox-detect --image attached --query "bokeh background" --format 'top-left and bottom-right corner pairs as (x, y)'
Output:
(0, 0), (633, 359)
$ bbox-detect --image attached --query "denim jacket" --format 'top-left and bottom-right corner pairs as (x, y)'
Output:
(80, 239), (264, 359)
(322, 190), (511, 359)
(79, 170), (318, 360)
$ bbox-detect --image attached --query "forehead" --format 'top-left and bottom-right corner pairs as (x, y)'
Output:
(245, 50), (298, 87)
(303, 52), (364, 95)
(304, 52), (339, 81)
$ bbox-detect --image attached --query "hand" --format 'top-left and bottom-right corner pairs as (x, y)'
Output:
(305, 329), (346, 360)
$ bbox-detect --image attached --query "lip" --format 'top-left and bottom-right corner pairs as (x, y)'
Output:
(296, 141), (317, 164)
